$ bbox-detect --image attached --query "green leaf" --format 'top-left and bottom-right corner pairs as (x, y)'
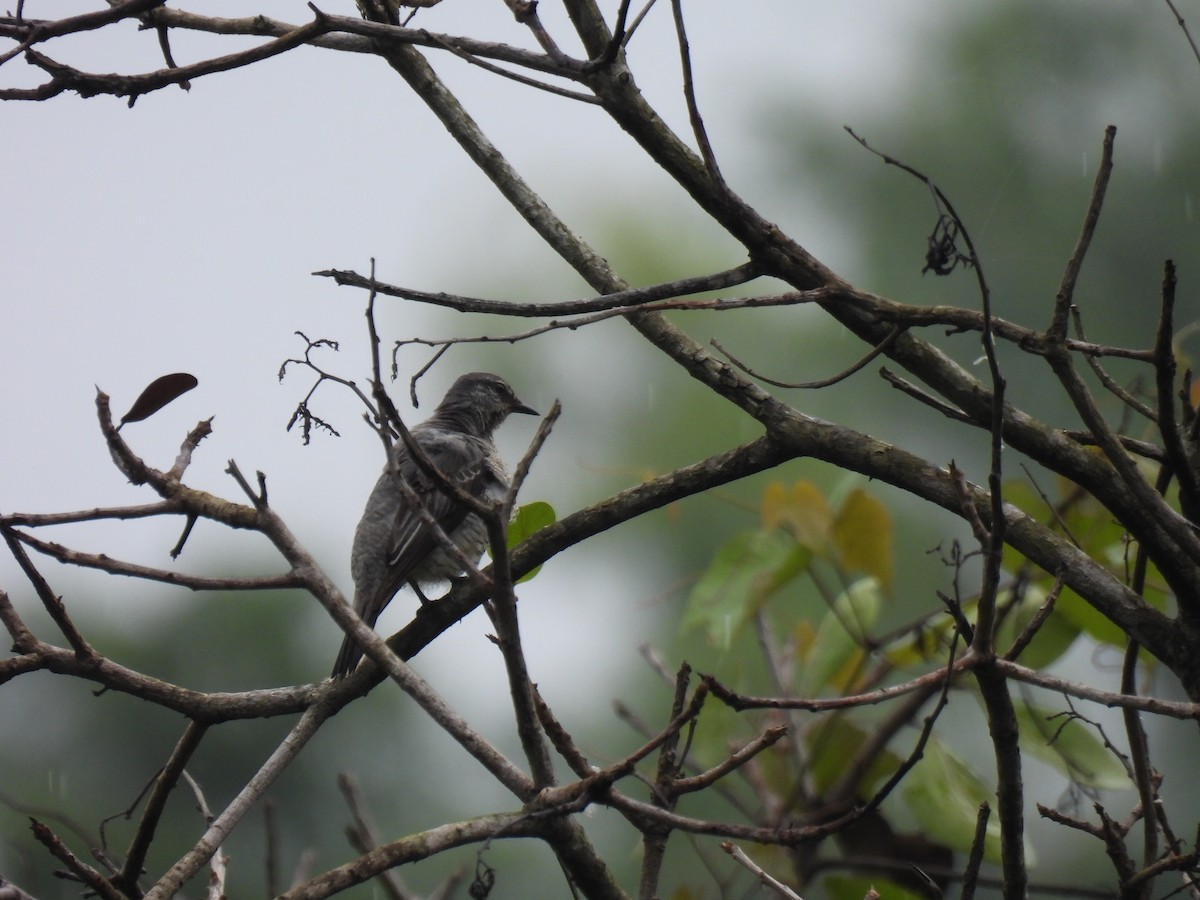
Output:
(903, 738), (1033, 864)
(506, 501), (555, 584)
(1054, 586), (1130, 647)
(683, 530), (812, 649)
(805, 716), (903, 795)
(804, 577), (882, 693)
(1014, 701), (1131, 789)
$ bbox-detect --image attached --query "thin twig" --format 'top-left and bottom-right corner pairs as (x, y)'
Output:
(393, 289), (827, 352)
(424, 30), (599, 104)
(509, 394), (558, 491)
(1003, 572), (1064, 663)
(1, 526), (94, 658)
(23, 16), (329, 106)
(959, 802), (991, 900)
(880, 368), (976, 424)
(145, 701), (338, 900)
(1165, 0), (1200, 67)
(720, 842), (803, 899)
(0, 589), (36, 656)
(117, 722), (210, 894)
(534, 687), (593, 778)
(638, 662), (694, 899)
(1017, 463), (1083, 547)
(0, 0), (167, 67)
(154, 24), (190, 90)
(406, 345), (450, 406)
(504, 0), (563, 58)
(712, 325), (903, 389)
(1155, 260), (1200, 520)
(318, 260), (763, 318)
(669, 0), (725, 189)
(264, 798), (280, 899)
(1071, 306), (1157, 423)
(29, 820), (123, 900)
(1050, 126), (1117, 338)
(336, 774), (410, 900)
(7, 527), (303, 592)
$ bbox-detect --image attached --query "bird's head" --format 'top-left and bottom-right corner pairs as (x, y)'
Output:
(434, 372), (538, 436)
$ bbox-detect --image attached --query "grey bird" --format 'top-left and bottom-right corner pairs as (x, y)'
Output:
(331, 372), (537, 678)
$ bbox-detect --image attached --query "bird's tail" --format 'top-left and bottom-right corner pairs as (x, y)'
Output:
(330, 632), (364, 679)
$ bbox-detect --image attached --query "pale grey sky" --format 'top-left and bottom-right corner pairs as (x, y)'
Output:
(3, 0), (947, 696)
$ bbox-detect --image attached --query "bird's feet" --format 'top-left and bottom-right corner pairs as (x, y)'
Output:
(409, 580), (435, 606)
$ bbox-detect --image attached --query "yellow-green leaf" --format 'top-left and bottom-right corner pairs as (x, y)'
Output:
(881, 609), (959, 668)
(832, 488), (893, 590)
(762, 480), (833, 552)
(506, 501), (555, 584)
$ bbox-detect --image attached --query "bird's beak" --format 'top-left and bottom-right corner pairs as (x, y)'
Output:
(512, 400), (539, 417)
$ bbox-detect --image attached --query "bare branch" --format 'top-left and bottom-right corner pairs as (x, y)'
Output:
(116, 721), (210, 895)
(669, 0), (725, 189)
(28, 819), (123, 900)
(0, 0), (167, 67)
(960, 802), (992, 900)
(145, 700), (336, 900)
(1050, 126), (1117, 339)
(20, 17), (330, 106)
(1071, 305), (1157, 423)
(720, 842), (803, 899)
(0, 589), (35, 656)
(671, 726), (787, 795)
(6, 526), (303, 592)
(336, 774), (412, 900)
(1155, 260), (1200, 521)
(278, 811), (545, 900)
(316, 261), (763, 317)
(1165, 0), (1200, 68)
(711, 325), (903, 390)
(421, 29), (599, 104)
(392, 289), (827, 352)
(2, 524), (94, 659)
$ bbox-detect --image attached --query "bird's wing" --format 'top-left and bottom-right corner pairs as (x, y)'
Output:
(381, 430), (490, 585)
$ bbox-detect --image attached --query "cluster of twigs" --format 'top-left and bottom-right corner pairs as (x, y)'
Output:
(5, 2), (1200, 899)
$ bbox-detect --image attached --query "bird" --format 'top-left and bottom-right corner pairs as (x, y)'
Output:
(331, 372), (538, 678)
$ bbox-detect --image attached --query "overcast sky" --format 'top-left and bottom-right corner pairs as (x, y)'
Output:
(2, 0), (953, 697)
